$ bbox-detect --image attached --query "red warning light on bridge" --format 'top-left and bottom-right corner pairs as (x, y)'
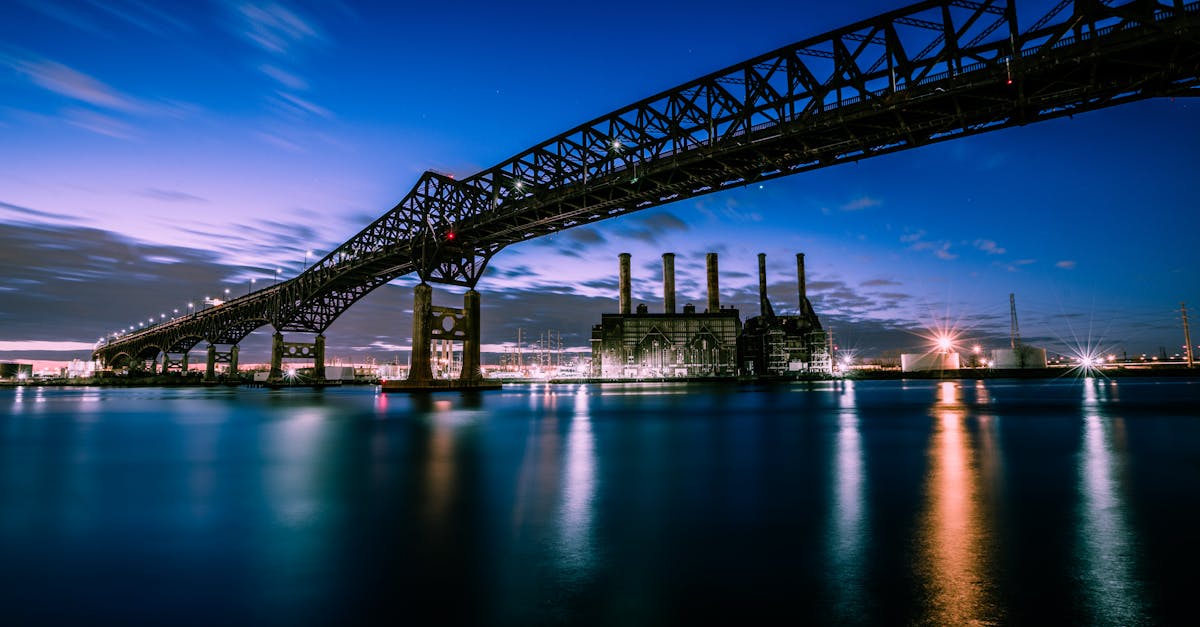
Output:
(447, 232), (456, 241)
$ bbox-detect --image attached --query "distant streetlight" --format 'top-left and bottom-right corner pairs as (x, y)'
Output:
(275, 268), (282, 285)
(249, 278), (256, 295)
(224, 288), (230, 302)
(304, 250), (313, 270)
(188, 302), (194, 316)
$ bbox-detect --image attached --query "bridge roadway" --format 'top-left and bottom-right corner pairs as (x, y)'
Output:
(94, 0), (1200, 384)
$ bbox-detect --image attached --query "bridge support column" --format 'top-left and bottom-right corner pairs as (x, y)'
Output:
(163, 353), (189, 374)
(206, 344), (240, 381)
(460, 289), (482, 382)
(206, 344), (217, 381)
(270, 332), (284, 381)
(408, 283), (434, 384)
(269, 332), (324, 383)
(314, 335), (326, 381)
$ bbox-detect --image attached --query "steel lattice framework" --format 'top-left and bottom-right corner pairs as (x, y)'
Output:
(95, 0), (1200, 366)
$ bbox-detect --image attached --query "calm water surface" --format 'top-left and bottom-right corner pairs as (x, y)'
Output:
(2, 379), (1198, 625)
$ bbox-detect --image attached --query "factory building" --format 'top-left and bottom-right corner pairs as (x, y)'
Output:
(737, 253), (832, 377)
(590, 253), (742, 378)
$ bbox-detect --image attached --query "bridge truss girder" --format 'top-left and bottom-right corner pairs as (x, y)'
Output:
(95, 0), (1200, 366)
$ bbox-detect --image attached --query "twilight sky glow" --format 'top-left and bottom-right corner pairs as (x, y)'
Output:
(1, 0), (1197, 365)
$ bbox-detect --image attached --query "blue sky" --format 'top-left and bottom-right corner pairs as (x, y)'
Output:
(1, 0), (1198, 365)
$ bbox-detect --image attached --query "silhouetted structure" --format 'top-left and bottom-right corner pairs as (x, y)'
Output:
(591, 253), (741, 378)
(737, 253), (831, 377)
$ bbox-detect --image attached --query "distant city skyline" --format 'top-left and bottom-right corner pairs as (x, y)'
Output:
(2, 0), (1197, 365)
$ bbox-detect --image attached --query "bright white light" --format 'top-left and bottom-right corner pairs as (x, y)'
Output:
(936, 336), (953, 352)
(612, 139), (621, 150)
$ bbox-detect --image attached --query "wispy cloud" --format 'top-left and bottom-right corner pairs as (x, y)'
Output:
(840, 196), (881, 212)
(5, 56), (143, 113)
(903, 230), (957, 260)
(274, 91), (332, 118)
(62, 108), (136, 139)
(1, 200), (86, 223)
(234, 2), (324, 55)
(259, 63), (308, 90)
(973, 239), (1006, 255)
(0, 341), (98, 352)
(139, 188), (209, 203)
(861, 278), (901, 287)
(1003, 258), (1037, 272)
(615, 211), (689, 243)
(85, 0), (192, 36)
(1056, 260), (1077, 269)
(694, 197), (762, 222)
(254, 130), (305, 152)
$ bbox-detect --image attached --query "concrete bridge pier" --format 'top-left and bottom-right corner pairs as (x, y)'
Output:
(268, 332), (325, 383)
(407, 283), (434, 385)
(460, 289), (481, 382)
(398, 283), (490, 390)
(163, 352), (189, 374)
(205, 344), (240, 381)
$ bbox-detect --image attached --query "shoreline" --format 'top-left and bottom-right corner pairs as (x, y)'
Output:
(4, 366), (1198, 388)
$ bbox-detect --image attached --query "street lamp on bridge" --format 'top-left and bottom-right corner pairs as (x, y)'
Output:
(304, 250), (312, 270)
(275, 268), (281, 285)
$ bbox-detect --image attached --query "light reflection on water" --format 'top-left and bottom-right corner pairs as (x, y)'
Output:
(1, 381), (1196, 625)
(917, 381), (1001, 626)
(828, 380), (867, 621)
(1078, 378), (1146, 625)
(557, 385), (597, 575)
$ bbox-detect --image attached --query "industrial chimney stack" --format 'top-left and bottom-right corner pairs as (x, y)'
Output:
(618, 253), (631, 315)
(662, 253), (676, 314)
(706, 252), (719, 313)
(758, 253), (769, 318)
(797, 252), (812, 317)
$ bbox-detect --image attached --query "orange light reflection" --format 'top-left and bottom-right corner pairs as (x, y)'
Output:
(917, 383), (1000, 625)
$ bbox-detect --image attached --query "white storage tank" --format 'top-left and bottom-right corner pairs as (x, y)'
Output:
(991, 346), (1047, 369)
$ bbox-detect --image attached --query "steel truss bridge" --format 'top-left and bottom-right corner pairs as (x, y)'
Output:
(94, 0), (1200, 383)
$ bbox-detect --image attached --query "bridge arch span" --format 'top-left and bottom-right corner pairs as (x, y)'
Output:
(92, 0), (1200, 375)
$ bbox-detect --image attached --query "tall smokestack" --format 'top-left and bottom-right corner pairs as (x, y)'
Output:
(662, 253), (676, 314)
(619, 253), (631, 315)
(758, 253), (769, 318)
(796, 252), (810, 317)
(706, 252), (719, 313)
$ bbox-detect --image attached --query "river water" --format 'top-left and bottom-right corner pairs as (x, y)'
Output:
(1, 378), (1197, 626)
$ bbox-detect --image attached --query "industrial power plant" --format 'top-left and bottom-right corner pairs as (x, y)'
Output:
(590, 252), (832, 380)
